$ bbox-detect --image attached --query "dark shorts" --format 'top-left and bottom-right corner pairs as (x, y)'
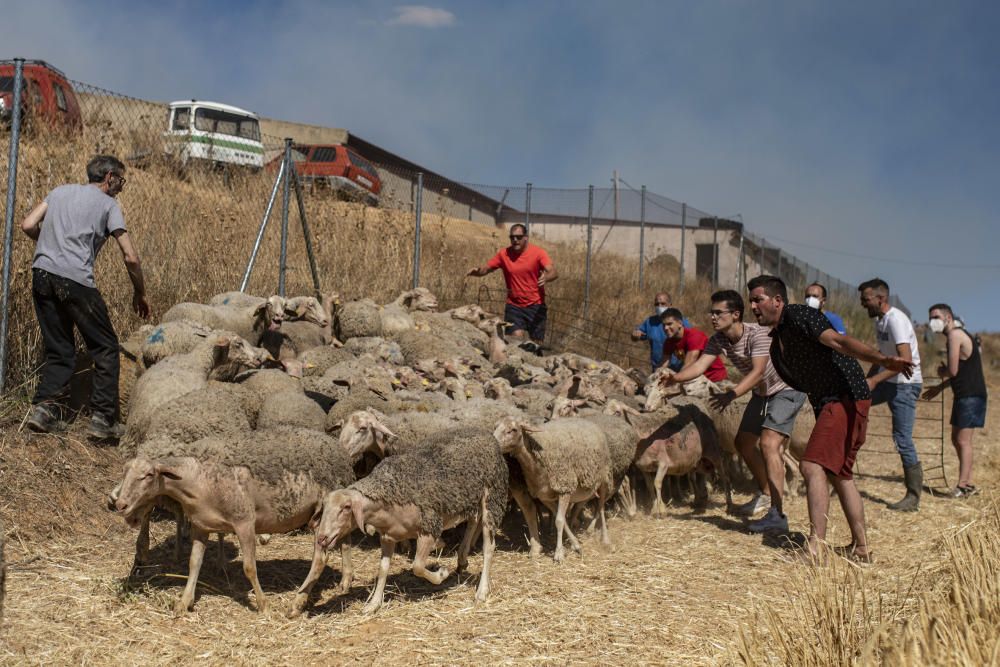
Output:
(803, 398), (871, 480)
(504, 303), (547, 341)
(951, 395), (987, 429)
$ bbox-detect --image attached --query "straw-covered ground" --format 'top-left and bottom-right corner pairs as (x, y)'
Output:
(0, 388), (996, 665)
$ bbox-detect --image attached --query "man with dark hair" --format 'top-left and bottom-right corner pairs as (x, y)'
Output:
(805, 282), (846, 334)
(748, 275), (913, 562)
(467, 223), (557, 347)
(662, 289), (806, 532)
(631, 291), (689, 372)
(659, 308), (727, 382)
(21, 154), (151, 440)
(858, 278), (924, 511)
(923, 304), (987, 497)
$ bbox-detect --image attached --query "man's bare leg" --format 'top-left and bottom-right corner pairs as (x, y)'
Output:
(758, 429), (788, 515)
(799, 460), (830, 556)
(953, 426), (975, 487)
(735, 432), (769, 495)
(829, 476), (868, 559)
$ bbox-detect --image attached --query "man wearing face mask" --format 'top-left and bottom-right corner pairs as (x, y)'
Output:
(631, 292), (689, 371)
(467, 223), (557, 349)
(804, 283), (847, 335)
(922, 304), (986, 498)
(21, 155), (151, 440)
(858, 279), (924, 511)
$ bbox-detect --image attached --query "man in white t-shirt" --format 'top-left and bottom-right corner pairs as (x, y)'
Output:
(859, 278), (924, 511)
(661, 289), (806, 535)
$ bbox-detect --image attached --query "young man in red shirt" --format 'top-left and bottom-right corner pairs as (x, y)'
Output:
(660, 308), (728, 382)
(467, 224), (557, 347)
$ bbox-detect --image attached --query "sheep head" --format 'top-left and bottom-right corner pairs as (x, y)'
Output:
(339, 409), (396, 463)
(315, 489), (370, 551)
(604, 398), (641, 419)
(284, 296), (329, 327)
(450, 304), (489, 324)
(398, 287), (439, 312)
(548, 396), (588, 419)
(484, 377), (513, 400)
(253, 295), (287, 332)
(114, 456), (184, 529)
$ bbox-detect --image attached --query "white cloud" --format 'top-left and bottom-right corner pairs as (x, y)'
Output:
(388, 5), (455, 28)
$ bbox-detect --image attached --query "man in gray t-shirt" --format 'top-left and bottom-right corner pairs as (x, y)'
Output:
(21, 155), (150, 439)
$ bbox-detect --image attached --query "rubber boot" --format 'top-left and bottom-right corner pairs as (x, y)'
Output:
(887, 463), (922, 512)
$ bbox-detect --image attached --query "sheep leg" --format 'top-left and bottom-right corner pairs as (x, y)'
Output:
(554, 495), (582, 562)
(338, 539), (353, 594)
(289, 538), (328, 618)
(598, 488), (611, 550)
(457, 519), (479, 573)
(618, 475), (638, 520)
(653, 465), (668, 518)
(475, 491), (494, 604)
(412, 534), (450, 585)
(510, 487), (543, 558)
(642, 470), (658, 515)
(363, 537), (396, 614)
(234, 524), (266, 613)
(216, 534), (226, 570)
(692, 472), (709, 508)
(134, 509), (151, 566)
(175, 526), (208, 614)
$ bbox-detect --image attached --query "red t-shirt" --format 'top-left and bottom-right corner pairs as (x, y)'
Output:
(487, 243), (552, 307)
(663, 327), (729, 382)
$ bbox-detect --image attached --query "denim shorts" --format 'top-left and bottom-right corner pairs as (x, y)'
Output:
(739, 389), (808, 437)
(504, 303), (547, 341)
(951, 395), (987, 429)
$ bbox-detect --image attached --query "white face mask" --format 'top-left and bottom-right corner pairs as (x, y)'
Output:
(805, 296), (821, 310)
(655, 306), (668, 316)
(928, 318), (945, 333)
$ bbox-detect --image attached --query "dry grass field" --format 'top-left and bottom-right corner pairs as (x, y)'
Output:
(1, 107), (997, 666)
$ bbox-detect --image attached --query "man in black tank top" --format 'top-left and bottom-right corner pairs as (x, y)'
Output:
(923, 304), (987, 497)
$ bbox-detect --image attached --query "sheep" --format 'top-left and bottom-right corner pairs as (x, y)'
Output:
(260, 294), (340, 361)
(392, 328), (482, 366)
(484, 377), (513, 401)
(123, 335), (265, 451)
(325, 386), (395, 432)
(208, 291), (265, 308)
(312, 426), (508, 613)
(379, 288), (440, 336)
(297, 345), (357, 377)
(410, 311), (490, 353)
(137, 319), (216, 369)
(140, 385), (253, 449)
(113, 427), (355, 615)
(343, 337), (405, 365)
(481, 316), (509, 365)
(511, 385), (558, 419)
(335, 298), (383, 340)
(257, 389), (327, 432)
(493, 416), (613, 561)
(162, 296), (286, 345)
(448, 304), (491, 326)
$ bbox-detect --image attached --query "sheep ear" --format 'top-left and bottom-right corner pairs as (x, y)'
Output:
(253, 302), (269, 318)
(348, 495), (367, 534)
(372, 421), (397, 440)
(308, 507), (323, 530)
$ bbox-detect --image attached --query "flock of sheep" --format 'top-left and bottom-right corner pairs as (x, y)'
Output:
(104, 287), (814, 617)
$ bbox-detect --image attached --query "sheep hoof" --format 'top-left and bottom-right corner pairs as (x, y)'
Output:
(553, 548), (566, 563)
(361, 601), (381, 615)
(173, 598), (192, 615)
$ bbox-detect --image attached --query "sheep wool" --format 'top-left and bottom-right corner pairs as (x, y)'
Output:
(524, 420), (613, 495)
(336, 299), (383, 340)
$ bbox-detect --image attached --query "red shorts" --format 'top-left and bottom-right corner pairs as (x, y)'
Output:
(803, 398), (871, 480)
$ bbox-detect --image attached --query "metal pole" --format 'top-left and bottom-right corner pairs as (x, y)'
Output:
(759, 240), (765, 276)
(613, 170), (619, 222)
(278, 138), (292, 297)
(240, 160), (285, 292)
(736, 228), (745, 290)
(413, 172), (423, 289)
(638, 185), (646, 290)
(291, 169), (322, 297)
(679, 203), (687, 292)
(776, 249), (783, 279)
(585, 185), (594, 317)
(0, 58), (25, 390)
(712, 216), (719, 288)
(525, 182), (532, 231)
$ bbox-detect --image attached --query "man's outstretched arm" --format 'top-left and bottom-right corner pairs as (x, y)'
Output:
(818, 329), (914, 377)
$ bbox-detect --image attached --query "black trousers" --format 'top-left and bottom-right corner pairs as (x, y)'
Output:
(31, 268), (120, 421)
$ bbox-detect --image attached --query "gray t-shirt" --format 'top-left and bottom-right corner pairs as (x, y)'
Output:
(32, 184), (126, 288)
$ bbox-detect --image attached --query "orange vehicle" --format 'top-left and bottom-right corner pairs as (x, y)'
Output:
(268, 144), (382, 204)
(0, 60), (82, 132)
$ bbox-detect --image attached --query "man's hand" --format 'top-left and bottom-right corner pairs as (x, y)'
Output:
(632, 329), (646, 340)
(880, 355), (915, 378)
(866, 377), (878, 392)
(936, 362), (949, 379)
(658, 372), (677, 387)
(709, 389), (736, 411)
(466, 267), (480, 277)
(133, 293), (151, 319)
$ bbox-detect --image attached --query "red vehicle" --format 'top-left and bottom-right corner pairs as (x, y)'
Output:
(268, 144), (382, 204)
(0, 60), (82, 132)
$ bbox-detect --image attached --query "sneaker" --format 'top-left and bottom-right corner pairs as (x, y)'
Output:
(952, 485), (979, 498)
(748, 507), (789, 534)
(88, 414), (125, 441)
(733, 492), (771, 517)
(26, 403), (66, 434)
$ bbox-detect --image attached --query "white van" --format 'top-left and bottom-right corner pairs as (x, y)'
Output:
(165, 100), (264, 170)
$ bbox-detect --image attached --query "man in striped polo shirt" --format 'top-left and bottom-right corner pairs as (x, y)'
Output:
(661, 289), (806, 534)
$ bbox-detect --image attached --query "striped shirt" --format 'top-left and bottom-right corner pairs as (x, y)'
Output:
(704, 322), (789, 396)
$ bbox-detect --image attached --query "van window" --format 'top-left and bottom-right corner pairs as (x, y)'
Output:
(0, 76), (13, 92)
(349, 153), (379, 179)
(312, 147), (338, 162)
(53, 83), (68, 111)
(291, 145), (310, 162)
(194, 107), (261, 141)
(172, 107), (190, 130)
(28, 79), (43, 108)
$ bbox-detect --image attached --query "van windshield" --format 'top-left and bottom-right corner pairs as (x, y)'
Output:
(194, 107), (261, 141)
(0, 76), (14, 92)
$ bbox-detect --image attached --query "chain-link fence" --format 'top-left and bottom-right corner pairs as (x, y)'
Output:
(1, 66), (900, 392)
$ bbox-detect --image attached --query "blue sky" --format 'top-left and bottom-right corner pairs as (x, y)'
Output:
(5, 1), (999, 329)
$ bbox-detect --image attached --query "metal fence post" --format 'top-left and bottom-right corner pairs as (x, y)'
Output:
(735, 228), (745, 289)
(679, 203), (687, 292)
(776, 248), (783, 280)
(291, 169), (322, 297)
(638, 185), (646, 290)
(0, 58), (25, 390)
(712, 216), (719, 288)
(759, 240), (765, 276)
(525, 182), (532, 231)
(277, 138), (292, 297)
(413, 172), (423, 289)
(585, 185), (594, 318)
(241, 160), (285, 292)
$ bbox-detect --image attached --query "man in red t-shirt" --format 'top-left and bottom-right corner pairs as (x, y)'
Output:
(660, 308), (728, 382)
(467, 223), (558, 345)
